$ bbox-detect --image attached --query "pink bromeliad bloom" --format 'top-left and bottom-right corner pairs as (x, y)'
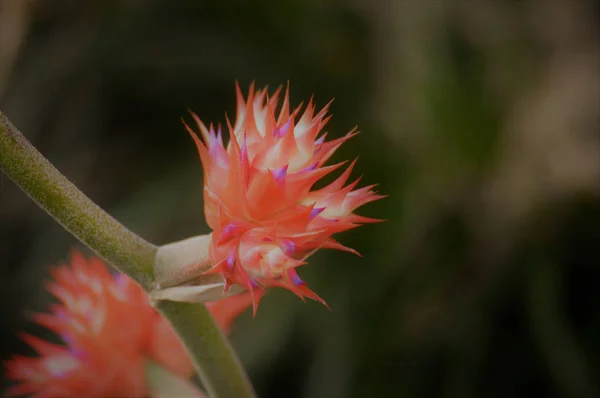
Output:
(3, 251), (252, 398)
(185, 83), (384, 311)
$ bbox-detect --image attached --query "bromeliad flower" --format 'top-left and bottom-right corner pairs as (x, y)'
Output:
(184, 83), (384, 311)
(3, 250), (252, 398)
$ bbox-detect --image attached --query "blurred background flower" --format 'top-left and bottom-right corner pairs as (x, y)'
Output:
(3, 251), (194, 397)
(3, 250), (249, 397)
(1, 1), (599, 398)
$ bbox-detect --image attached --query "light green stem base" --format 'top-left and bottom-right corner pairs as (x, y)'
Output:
(157, 301), (256, 398)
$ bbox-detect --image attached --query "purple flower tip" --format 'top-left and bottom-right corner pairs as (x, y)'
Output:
(274, 120), (291, 138)
(241, 133), (248, 159)
(223, 223), (237, 235)
(281, 240), (296, 255)
(309, 207), (326, 220)
(290, 272), (304, 286)
(226, 250), (236, 270)
(271, 166), (288, 183)
(303, 163), (318, 172)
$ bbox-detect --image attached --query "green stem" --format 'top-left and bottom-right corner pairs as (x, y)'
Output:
(156, 301), (256, 398)
(0, 111), (256, 398)
(0, 111), (155, 288)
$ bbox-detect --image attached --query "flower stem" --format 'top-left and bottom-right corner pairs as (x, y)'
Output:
(156, 301), (256, 398)
(0, 111), (155, 288)
(0, 110), (257, 398)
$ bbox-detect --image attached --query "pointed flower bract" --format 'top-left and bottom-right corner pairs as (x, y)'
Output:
(185, 83), (384, 311)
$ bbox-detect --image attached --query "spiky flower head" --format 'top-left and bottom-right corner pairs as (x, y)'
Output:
(3, 251), (251, 398)
(185, 83), (384, 311)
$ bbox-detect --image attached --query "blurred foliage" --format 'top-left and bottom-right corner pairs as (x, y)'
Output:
(1, 0), (599, 397)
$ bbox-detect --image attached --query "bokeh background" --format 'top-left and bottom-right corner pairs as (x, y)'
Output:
(1, 0), (599, 397)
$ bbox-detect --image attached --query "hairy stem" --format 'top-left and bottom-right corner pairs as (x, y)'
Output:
(0, 111), (155, 288)
(157, 301), (256, 398)
(0, 110), (256, 398)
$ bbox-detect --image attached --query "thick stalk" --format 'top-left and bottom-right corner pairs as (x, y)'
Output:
(0, 111), (155, 288)
(0, 110), (256, 398)
(157, 301), (256, 398)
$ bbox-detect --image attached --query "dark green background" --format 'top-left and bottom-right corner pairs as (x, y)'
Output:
(1, 1), (599, 397)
